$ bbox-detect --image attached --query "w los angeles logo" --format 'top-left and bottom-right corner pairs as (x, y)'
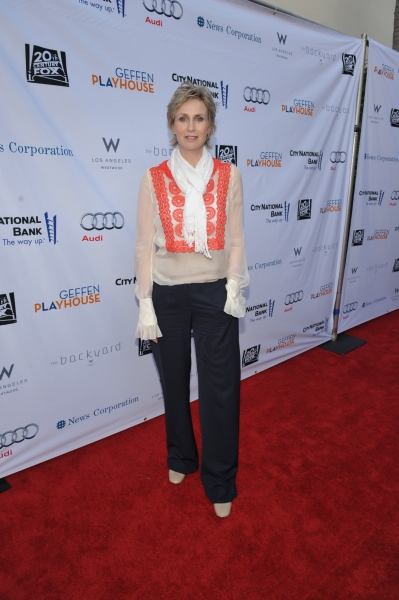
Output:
(277, 32), (287, 45)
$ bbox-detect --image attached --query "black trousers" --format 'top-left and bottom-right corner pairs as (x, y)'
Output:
(151, 278), (240, 503)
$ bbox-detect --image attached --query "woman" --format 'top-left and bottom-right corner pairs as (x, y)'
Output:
(135, 82), (249, 517)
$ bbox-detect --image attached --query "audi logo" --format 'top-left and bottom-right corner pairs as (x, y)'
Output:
(330, 151), (347, 163)
(285, 291), (303, 305)
(80, 212), (124, 231)
(243, 87), (270, 105)
(343, 302), (358, 314)
(391, 191), (399, 201)
(0, 423), (39, 449)
(143, 0), (183, 19)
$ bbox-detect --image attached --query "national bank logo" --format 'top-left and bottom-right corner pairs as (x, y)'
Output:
(352, 229), (364, 246)
(246, 299), (275, 320)
(390, 108), (399, 127)
(242, 345), (260, 367)
(79, 0), (126, 18)
(171, 74), (228, 107)
(297, 199), (312, 220)
(25, 44), (69, 87)
(1, 212), (57, 244)
(216, 145), (237, 165)
(359, 189), (384, 206)
(0, 293), (17, 326)
(342, 54), (356, 76)
(290, 149), (322, 171)
(139, 339), (152, 356)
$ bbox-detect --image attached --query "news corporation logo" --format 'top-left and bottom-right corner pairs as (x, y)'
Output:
(0, 293), (17, 326)
(92, 67), (154, 93)
(1, 213), (57, 248)
(55, 397), (139, 431)
(34, 285), (100, 315)
(25, 44), (69, 86)
(196, 16), (262, 44)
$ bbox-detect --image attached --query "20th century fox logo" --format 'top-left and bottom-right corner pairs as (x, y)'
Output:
(25, 44), (69, 87)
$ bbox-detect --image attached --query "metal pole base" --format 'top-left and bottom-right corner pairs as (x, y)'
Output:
(319, 333), (367, 355)
(0, 478), (11, 493)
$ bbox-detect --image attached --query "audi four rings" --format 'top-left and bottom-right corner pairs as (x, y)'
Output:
(330, 151), (347, 163)
(343, 302), (358, 313)
(143, 0), (183, 18)
(0, 424), (39, 449)
(243, 87), (270, 105)
(285, 291), (304, 305)
(391, 191), (399, 200)
(80, 212), (125, 231)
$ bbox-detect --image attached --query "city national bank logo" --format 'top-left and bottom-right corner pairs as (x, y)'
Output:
(0, 293), (17, 326)
(342, 54), (356, 76)
(290, 149), (322, 171)
(297, 199), (312, 220)
(320, 198), (342, 214)
(51, 342), (121, 367)
(92, 67), (154, 93)
(79, 0), (126, 17)
(139, 339), (152, 356)
(34, 285), (100, 314)
(80, 212), (124, 242)
(301, 45), (336, 64)
(303, 317), (329, 336)
(246, 299), (275, 323)
(393, 258), (399, 272)
(197, 16), (262, 44)
(266, 334), (296, 354)
(247, 152), (281, 168)
(0, 364), (28, 397)
(251, 201), (289, 224)
(311, 282), (333, 300)
(367, 229), (389, 241)
(172, 74), (228, 107)
(271, 32), (292, 60)
(25, 44), (69, 87)
(359, 189), (384, 206)
(1, 212), (57, 246)
(391, 108), (399, 127)
(282, 98), (314, 117)
(216, 145), (237, 165)
(352, 229), (364, 246)
(91, 138), (131, 170)
(374, 63), (394, 81)
(143, 0), (182, 24)
(242, 345), (260, 367)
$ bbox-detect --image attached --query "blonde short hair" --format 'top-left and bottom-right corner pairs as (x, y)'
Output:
(167, 82), (217, 148)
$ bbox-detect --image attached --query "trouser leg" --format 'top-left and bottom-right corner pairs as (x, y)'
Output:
(190, 279), (241, 503)
(151, 282), (198, 474)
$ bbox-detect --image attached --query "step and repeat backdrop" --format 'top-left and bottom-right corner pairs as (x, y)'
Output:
(1, 0), (362, 477)
(338, 39), (399, 332)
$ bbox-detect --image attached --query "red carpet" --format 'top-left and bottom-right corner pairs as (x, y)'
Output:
(1, 311), (399, 599)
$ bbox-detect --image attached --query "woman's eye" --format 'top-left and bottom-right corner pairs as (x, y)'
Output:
(178, 117), (186, 122)
(197, 117), (204, 122)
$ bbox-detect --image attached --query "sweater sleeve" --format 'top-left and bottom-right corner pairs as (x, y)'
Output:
(227, 166), (249, 289)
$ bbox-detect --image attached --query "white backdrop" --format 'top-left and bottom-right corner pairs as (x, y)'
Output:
(338, 38), (399, 332)
(0, 0), (362, 477)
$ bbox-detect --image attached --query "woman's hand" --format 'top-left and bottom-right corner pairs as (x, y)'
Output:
(152, 339), (158, 343)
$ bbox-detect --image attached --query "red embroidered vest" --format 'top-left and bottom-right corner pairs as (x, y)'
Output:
(149, 158), (231, 253)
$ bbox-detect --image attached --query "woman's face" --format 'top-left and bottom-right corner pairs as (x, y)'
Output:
(171, 98), (210, 163)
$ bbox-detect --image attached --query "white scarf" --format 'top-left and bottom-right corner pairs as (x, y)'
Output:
(170, 147), (213, 258)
